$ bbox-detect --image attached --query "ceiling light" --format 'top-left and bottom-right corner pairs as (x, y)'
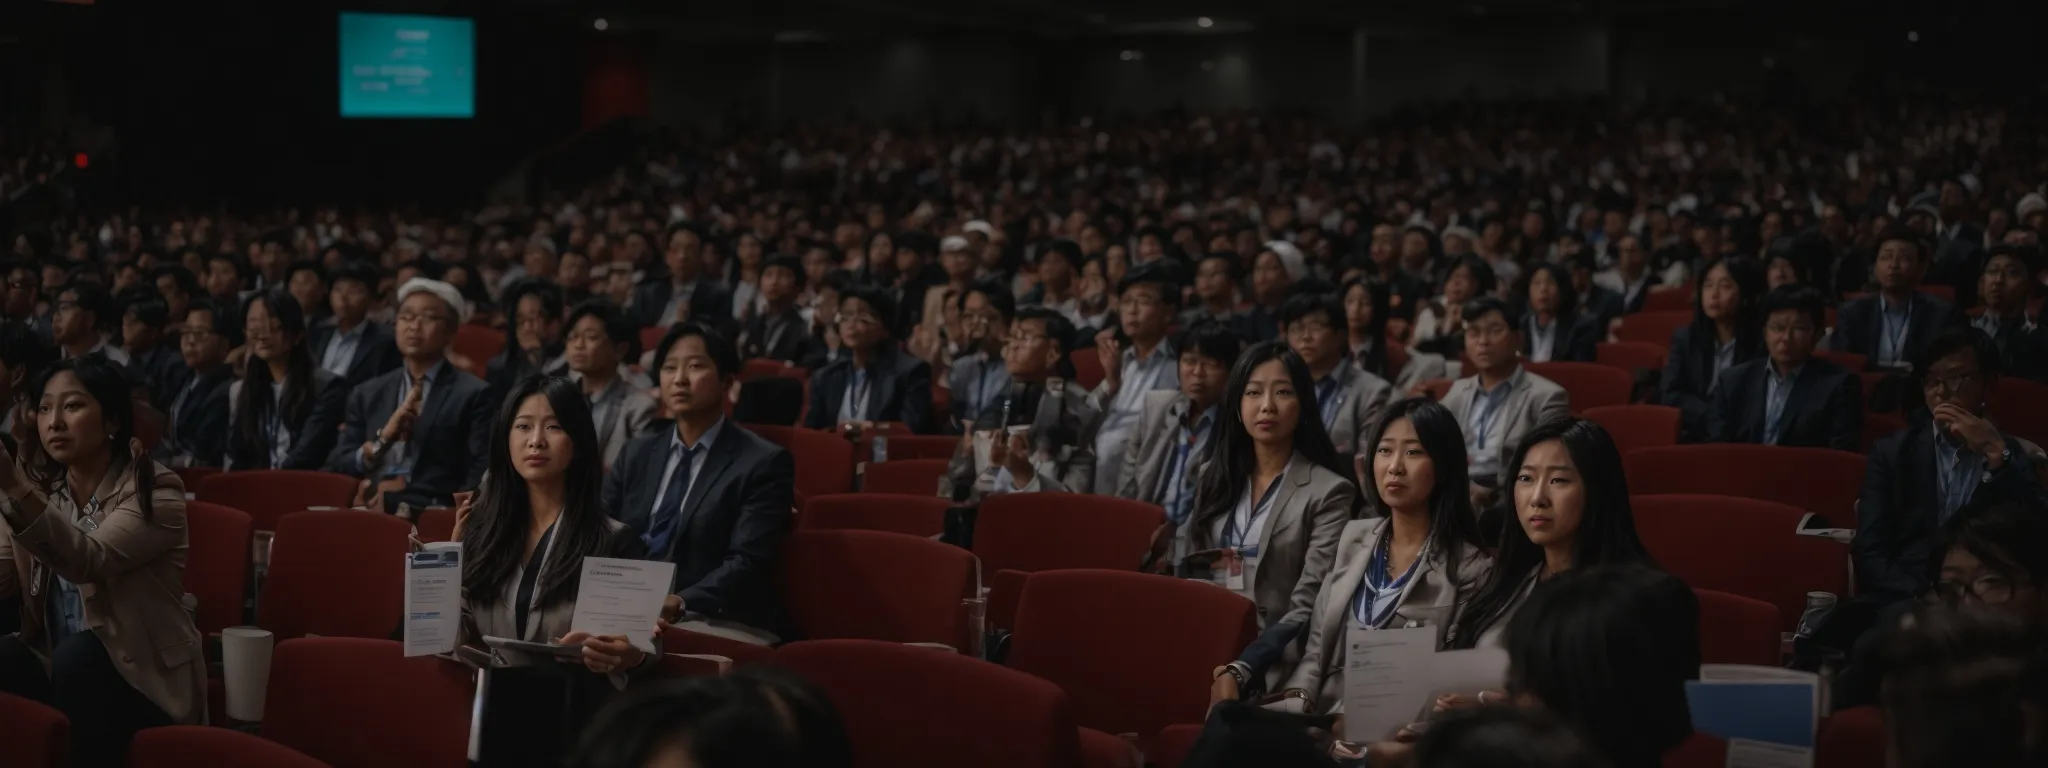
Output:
(593, 18), (609, 31)
(1197, 16), (1214, 28)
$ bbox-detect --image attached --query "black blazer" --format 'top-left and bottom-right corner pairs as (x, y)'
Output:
(1580, 286), (1625, 331)
(1980, 314), (2048, 383)
(1829, 292), (1966, 369)
(326, 361), (495, 503)
(1522, 313), (1600, 363)
(225, 370), (350, 471)
(603, 422), (795, 634)
(129, 344), (187, 414)
(630, 280), (734, 331)
(1707, 357), (1862, 451)
(740, 309), (818, 366)
(1661, 325), (1764, 443)
(309, 322), (403, 391)
(803, 344), (933, 433)
(1856, 417), (2041, 602)
(166, 367), (234, 467)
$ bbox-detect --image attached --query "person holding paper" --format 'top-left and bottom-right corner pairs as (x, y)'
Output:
(1182, 341), (1359, 631)
(1447, 418), (1654, 651)
(1498, 564), (1700, 768)
(938, 307), (1101, 500)
(1270, 397), (1490, 716)
(0, 358), (204, 767)
(606, 322), (796, 646)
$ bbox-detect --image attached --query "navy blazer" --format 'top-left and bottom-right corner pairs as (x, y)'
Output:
(1707, 357), (1862, 451)
(630, 280), (735, 331)
(1660, 325), (1765, 443)
(166, 367), (233, 467)
(603, 421), (795, 633)
(803, 344), (933, 433)
(224, 370), (350, 472)
(1522, 312), (1600, 363)
(1829, 291), (1966, 369)
(1856, 416), (2041, 602)
(740, 309), (818, 366)
(325, 361), (494, 503)
(308, 322), (403, 391)
(1980, 314), (2048, 383)
(1580, 286), (1625, 331)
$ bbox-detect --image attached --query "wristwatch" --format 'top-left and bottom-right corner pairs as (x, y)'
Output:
(1984, 448), (2012, 481)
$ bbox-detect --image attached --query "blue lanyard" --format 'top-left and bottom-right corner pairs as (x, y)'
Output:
(1351, 532), (1424, 627)
(1883, 303), (1912, 362)
(1317, 369), (1347, 432)
(1469, 382), (1510, 450)
(1223, 472), (1286, 554)
(1162, 415), (1209, 525)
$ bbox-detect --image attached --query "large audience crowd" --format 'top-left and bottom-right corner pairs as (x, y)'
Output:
(3, 92), (2048, 767)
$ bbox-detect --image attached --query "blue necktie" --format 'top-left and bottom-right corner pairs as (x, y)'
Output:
(641, 443), (701, 557)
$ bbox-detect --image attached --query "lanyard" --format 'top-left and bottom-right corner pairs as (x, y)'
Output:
(1937, 444), (1977, 520)
(1469, 381), (1511, 450)
(1765, 370), (1795, 442)
(1317, 368), (1348, 432)
(847, 371), (870, 421)
(1222, 471), (1286, 554)
(1882, 302), (1913, 363)
(1161, 412), (1211, 524)
(1351, 530), (1427, 627)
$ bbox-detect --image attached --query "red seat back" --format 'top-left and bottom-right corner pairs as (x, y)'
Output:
(1583, 405), (1680, 455)
(1069, 348), (1106, 391)
(195, 470), (361, 532)
(1416, 378), (1455, 400)
(1596, 341), (1669, 373)
(262, 638), (473, 768)
(1815, 350), (1867, 372)
(973, 493), (1163, 575)
(789, 428), (856, 498)
(774, 640), (1081, 768)
(1643, 286), (1693, 313)
(782, 530), (977, 648)
(1695, 589), (1781, 666)
(800, 494), (952, 538)
(886, 435), (961, 461)
(1663, 732), (1728, 768)
(0, 693), (67, 768)
(1816, 706), (1886, 768)
(742, 357), (809, 381)
(451, 325), (503, 372)
(1863, 412), (1907, 452)
(415, 506), (456, 543)
(1632, 494), (1850, 633)
(861, 459), (949, 496)
(1007, 570), (1257, 745)
(185, 501), (255, 636)
(746, 423), (795, 450)
(1992, 377), (2048, 447)
(130, 725), (330, 767)
(258, 511), (412, 640)
(639, 326), (668, 360)
(1625, 444), (1864, 528)
(1616, 311), (1693, 347)
(1527, 361), (1635, 412)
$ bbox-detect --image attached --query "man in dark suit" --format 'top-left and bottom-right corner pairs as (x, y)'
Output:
(119, 296), (187, 412)
(605, 322), (794, 645)
(804, 285), (932, 433)
(326, 278), (494, 514)
(1568, 251), (1624, 334)
(162, 299), (238, 467)
(1591, 234), (1661, 315)
(632, 224), (733, 331)
(738, 255), (816, 366)
(1709, 285), (1862, 451)
(309, 262), (401, 391)
(1830, 229), (1966, 371)
(1971, 244), (2048, 382)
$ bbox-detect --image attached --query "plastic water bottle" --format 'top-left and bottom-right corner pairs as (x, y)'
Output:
(1795, 591), (1838, 640)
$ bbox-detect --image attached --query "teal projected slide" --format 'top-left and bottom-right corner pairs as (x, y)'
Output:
(339, 12), (475, 118)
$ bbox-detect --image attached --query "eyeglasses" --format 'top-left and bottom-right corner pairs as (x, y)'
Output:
(1764, 323), (1817, 337)
(1925, 576), (2026, 606)
(1287, 321), (1337, 338)
(1923, 369), (1979, 395)
(1466, 323), (1514, 340)
(396, 312), (450, 328)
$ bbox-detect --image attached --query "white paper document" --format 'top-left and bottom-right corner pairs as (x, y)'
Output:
(569, 556), (677, 654)
(1341, 625), (1509, 742)
(404, 542), (463, 657)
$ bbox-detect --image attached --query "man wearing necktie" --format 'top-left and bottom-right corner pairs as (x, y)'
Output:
(1708, 285), (1861, 450)
(605, 322), (794, 646)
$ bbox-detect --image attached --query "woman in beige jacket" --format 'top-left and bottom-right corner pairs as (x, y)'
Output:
(0, 357), (204, 768)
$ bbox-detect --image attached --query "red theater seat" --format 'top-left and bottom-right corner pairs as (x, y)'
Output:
(0, 693), (67, 768)
(1816, 706), (1886, 768)
(129, 726), (330, 767)
(1695, 589), (1782, 666)
(975, 493), (1163, 630)
(185, 501), (255, 636)
(1633, 494), (1850, 632)
(861, 459), (949, 496)
(195, 470), (360, 532)
(258, 510), (412, 640)
(800, 493), (952, 538)
(1616, 311), (1693, 348)
(1596, 341), (1669, 373)
(262, 638), (473, 768)
(1527, 361), (1635, 412)
(1625, 444), (1864, 528)
(1583, 405), (1680, 455)
(783, 529), (978, 648)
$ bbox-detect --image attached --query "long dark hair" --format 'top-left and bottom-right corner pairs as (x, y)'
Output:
(1190, 341), (1358, 548)
(1358, 397), (1485, 587)
(1452, 418), (1651, 649)
(233, 290), (315, 466)
(22, 358), (156, 521)
(1685, 256), (1765, 357)
(1879, 604), (2048, 768)
(1505, 564), (1699, 768)
(1341, 277), (1391, 378)
(463, 375), (612, 609)
(1520, 262), (1580, 324)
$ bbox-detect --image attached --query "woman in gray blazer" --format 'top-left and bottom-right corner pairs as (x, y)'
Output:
(1446, 417), (1654, 651)
(455, 376), (657, 760)
(1184, 342), (1361, 636)
(1275, 397), (1491, 717)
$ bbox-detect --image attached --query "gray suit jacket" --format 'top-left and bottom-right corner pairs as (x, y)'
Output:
(940, 378), (1101, 500)
(1213, 452), (1357, 630)
(464, 518), (654, 682)
(584, 370), (659, 472)
(1115, 390), (1209, 503)
(1322, 365), (1395, 459)
(1389, 350), (1449, 394)
(1281, 518), (1494, 714)
(1438, 368), (1571, 487)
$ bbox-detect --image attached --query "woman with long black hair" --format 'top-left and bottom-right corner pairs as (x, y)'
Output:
(226, 290), (347, 470)
(1270, 397), (1490, 716)
(455, 375), (655, 761)
(0, 358), (204, 766)
(1183, 341), (1359, 639)
(1518, 262), (1599, 363)
(1341, 277), (1447, 393)
(1447, 418), (1653, 651)
(1660, 257), (1766, 442)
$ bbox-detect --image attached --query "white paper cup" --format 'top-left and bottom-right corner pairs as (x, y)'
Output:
(220, 626), (275, 722)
